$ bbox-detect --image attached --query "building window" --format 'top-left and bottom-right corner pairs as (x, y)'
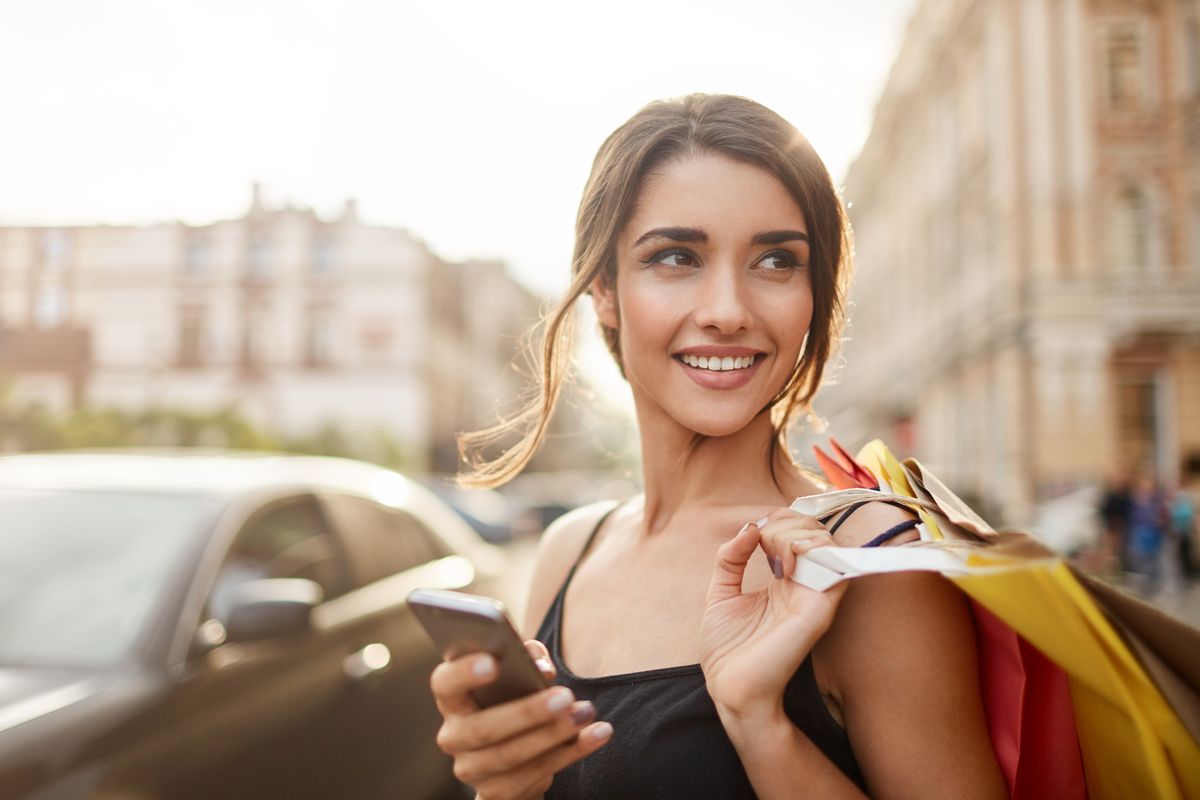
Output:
(359, 322), (394, 363)
(40, 230), (70, 272)
(1111, 184), (1150, 272)
(178, 309), (205, 367)
(185, 236), (211, 277)
(1114, 362), (1164, 475)
(1103, 25), (1145, 109)
(248, 233), (271, 280)
(313, 234), (334, 276)
(240, 316), (262, 371)
(33, 281), (66, 328)
(305, 309), (333, 367)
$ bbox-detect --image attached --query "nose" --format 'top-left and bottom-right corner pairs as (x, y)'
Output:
(691, 262), (753, 335)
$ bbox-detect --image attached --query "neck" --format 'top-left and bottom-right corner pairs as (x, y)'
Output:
(634, 407), (810, 536)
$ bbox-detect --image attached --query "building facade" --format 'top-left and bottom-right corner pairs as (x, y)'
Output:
(0, 186), (543, 470)
(828, 0), (1200, 524)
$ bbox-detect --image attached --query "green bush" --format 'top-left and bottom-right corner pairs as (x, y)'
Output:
(0, 378), (412, 470)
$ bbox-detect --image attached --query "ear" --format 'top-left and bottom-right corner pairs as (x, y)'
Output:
(590, 279), (619, 330)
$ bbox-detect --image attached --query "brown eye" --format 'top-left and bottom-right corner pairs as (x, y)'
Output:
(643, 248), (697, 268)
(756, 250), (800, 271)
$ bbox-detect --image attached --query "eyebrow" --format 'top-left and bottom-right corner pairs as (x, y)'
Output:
(752, 229), (809, 246)
(633, 227), (707, 247)
(632, 227), (809, 247)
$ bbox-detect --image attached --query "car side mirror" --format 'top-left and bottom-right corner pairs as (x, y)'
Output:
(223, 578), (324, 644)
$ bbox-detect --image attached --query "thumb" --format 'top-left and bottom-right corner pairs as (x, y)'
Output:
(524, 639), (556, 680)
(707, 522), (761, 605)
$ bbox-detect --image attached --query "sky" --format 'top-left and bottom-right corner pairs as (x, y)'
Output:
(1, 0), (918, 403)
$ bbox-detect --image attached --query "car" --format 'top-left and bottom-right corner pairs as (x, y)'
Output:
(420, 481), (517, 544)
(0, 450), (509, 800)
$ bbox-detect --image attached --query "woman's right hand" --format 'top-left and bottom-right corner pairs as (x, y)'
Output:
(431, 640), (613, 800)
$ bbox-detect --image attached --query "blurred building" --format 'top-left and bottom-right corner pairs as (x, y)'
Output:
(427, 257), (543, 473)
(0, 185), (543, 469)
(832, 0), (1200, 523)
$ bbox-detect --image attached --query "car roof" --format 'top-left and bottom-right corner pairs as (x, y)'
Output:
(0, 449), (504, 561)
(0, 449), (416, 502)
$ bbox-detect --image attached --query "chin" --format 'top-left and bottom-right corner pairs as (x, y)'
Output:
(678, 413), (760, 440)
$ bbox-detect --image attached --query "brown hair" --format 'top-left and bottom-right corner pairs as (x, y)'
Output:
(458, 93), (852, 488)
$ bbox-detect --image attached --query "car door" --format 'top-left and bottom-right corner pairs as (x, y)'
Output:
(318, 492), (476, 800)
(145, 493), (364, 800)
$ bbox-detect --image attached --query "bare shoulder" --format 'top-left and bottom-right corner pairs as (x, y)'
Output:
(818, 570), (1004, 797)
(520, 500), (619, 638)
(823, 570), (969, 669)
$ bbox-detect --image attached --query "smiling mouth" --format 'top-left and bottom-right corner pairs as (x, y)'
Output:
(675, 354), (760, 372)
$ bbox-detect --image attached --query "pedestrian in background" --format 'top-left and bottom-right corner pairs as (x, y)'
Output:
(1127, 473), (1168, 594)
(427, 95), (1004, 799)
(1098, 469), (1132, 574)
(1169, 485), (1196, 582)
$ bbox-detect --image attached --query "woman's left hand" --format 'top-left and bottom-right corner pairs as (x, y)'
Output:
(700, 509), (847, 721)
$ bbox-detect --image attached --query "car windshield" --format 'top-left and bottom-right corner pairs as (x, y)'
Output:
(0, 488), (222, 669)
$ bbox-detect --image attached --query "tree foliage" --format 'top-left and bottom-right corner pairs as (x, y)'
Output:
(0, 376), (413, 470)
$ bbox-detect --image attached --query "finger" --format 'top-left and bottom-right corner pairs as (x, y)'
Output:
(451, 697), (598, 782)
(753, 506), (824, 534)
(784, 530), (836, 581)
(755, 509), (826, 555)
(430, 652), (495, 717)
(707, 521), (761, 604)
(441, 685), (578, 753)
(525, 639), (556, 680)
(757, 517), (830, 579)
(474, 721), (614, 800)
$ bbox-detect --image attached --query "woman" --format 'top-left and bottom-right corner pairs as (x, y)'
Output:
(430, 95), (1004, 799)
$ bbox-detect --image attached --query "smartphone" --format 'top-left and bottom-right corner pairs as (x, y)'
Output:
(407, 588), (550, 708)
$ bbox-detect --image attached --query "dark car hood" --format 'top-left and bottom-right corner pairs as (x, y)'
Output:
(0, 667), (107, 733)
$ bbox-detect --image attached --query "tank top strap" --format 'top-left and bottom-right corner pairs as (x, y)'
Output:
(561, 501), (621, 587)
(535, 501), (622, 650)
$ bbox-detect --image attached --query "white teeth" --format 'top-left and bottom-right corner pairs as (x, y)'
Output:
(680, 354), (757, 371)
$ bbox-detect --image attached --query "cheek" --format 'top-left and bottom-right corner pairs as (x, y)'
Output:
(768, 287), (815, 353)
(615, 284), (678, 351)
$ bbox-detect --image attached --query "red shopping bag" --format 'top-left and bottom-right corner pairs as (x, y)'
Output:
(972, 603), (1086, 799)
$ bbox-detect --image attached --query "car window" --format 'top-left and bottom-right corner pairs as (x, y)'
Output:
(321, 494), (449, 587)
(0, 488), (219, 668)
(207, 496), (351, 623)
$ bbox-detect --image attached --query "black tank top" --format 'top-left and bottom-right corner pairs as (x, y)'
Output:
(535, 503), (890, 798)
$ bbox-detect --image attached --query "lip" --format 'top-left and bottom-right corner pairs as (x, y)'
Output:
(674, 352), (765, 390)
(673, 345), (764, 358)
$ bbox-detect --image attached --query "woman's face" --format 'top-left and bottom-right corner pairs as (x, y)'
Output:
(595, 152), (814, 439)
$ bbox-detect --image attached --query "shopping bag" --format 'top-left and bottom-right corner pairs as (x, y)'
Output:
(801, 439), (1200, 800)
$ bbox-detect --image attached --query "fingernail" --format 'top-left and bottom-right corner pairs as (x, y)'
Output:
(591, 721), (613, 741)
(547, 687), (573, 712)
(771, 555), (783, 579)
(535, 657), (554, 673)
(473, 655), (495, 677)
(738, 522), (752, 535)
(755, 516), (770, 529)
(570, 701), (596, 726)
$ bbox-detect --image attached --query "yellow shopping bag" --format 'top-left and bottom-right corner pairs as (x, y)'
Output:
(803, 440), (1200, 800)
